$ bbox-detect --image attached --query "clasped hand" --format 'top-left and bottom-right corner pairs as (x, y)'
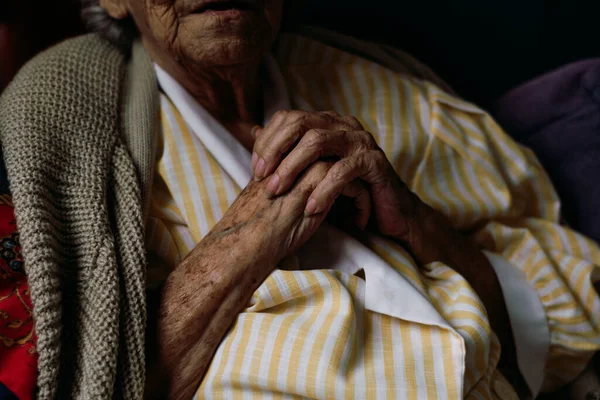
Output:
(251, 110), (421, 243)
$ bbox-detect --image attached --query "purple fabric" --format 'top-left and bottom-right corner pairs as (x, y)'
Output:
(494, 60), (600, 244)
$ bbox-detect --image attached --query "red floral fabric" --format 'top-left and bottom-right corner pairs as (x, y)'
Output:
(0, 193), (36, 400)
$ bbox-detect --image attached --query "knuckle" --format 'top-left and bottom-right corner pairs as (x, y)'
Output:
(370, 149), (388, 164)
(322, 110), (341, 118)
(331, 159), (352, 182)
(263, 146), (283, 161)
(288, 110), (307, 123)
(320, 111), (340, 125)
(298, 161), (330, 191)
(360, 131), (379, 149)
(310, 160), (332, 178)
(272, 109), (290, 123)
(304, 129), (328, 149)
(348, 131), (369, 152)
(343, 116), (363, 130)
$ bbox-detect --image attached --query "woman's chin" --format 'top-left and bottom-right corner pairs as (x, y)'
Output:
(176, 26), (274, 66)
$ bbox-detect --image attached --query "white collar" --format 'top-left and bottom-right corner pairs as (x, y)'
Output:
(154, 55), (291, 189)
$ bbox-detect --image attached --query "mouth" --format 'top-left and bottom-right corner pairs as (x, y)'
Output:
(192, 0), (257, 14)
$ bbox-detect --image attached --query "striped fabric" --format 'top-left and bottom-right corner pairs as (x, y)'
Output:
(146, 34), (600, 399)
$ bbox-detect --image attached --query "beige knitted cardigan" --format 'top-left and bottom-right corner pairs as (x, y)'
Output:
(0, 31), (448, 399)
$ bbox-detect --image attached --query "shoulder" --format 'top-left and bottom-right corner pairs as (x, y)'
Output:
(0, 34), (127, 142)
(2, 34), (126, 96)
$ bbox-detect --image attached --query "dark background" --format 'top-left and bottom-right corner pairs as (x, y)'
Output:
(288, 0), (600, 108)
(3, 0), (600, 108)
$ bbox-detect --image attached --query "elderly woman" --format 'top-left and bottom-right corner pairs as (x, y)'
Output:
(0, 0), (599, 399)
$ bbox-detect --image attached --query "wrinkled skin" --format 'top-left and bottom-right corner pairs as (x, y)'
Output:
(101, 0), (282, 131)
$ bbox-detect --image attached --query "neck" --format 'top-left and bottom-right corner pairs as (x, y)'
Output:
(179, 63), (263, 124)
(149, 48), (263, 126)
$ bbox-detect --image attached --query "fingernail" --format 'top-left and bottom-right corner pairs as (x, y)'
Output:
(305, 198), (317, 215)
(254, 158), (266, 180)
(251, 152), (258, 170)
(267, 174), (280, 195)
(251, 126), (259, 138)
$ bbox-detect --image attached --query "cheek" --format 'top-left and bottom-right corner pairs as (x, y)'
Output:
(129, 0), (178, 41)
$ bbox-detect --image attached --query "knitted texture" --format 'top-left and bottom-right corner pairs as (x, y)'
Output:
(0, 34), (147, 399)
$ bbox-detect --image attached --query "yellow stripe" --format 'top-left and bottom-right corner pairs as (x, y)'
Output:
(441, 327), (459, 398)
(205, 153), (233, 217)
(304, 272), (342, 398)
(363, 311), (377, 399)
(170, 103), (216, 239)
(400, 321), (418, 400)
(421, 325), (438, 398)
(381, 314), (396, 399)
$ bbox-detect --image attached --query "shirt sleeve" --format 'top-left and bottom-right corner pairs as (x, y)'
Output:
(484, 251), (549, 397)
(413, 85), (600, 394)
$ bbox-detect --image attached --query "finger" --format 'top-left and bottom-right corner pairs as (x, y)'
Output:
(305, 150), (389, 215)
(340, 180), (372, 230)
(340, 115), (364, 130)
(304, 178), (371, 230)
(251, 125), (263, 139)
(266, 129), (377, 197)
(253, 111), (359, 180)
(251, 126), (263, 170)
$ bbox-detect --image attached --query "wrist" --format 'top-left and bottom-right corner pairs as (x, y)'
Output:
(393, 197), (479, 266)
(208, 213), (280, 272)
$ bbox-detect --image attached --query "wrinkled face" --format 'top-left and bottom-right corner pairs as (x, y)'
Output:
(114, 0), (283, 67)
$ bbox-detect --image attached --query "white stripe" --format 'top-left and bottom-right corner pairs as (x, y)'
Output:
(240, 314), (266, 400)
(431, 328), (450, 400)
(333, 273), (356, 400)
(159, 97), (194, 226)
(371, 61), (388, 147)
(390, 319), (407, 400)
(314, 275), (353, 399)
(173, 224), (196, 255)
(410, 324), (429, 399)
(200, 337), (226, 399)
(371, 312), (388, 399)
(219, 315), (249, 398)
(352, 278), (367, 399)
(162, 97), (211, 236)
(400, 78), (419, 183)
(337, 52), (359, 116)
(383, 69), (406, 178)
(354, 62), (379, 132)
(221, 171), (239, 205)
(557, 228), (575, 255)
(191, 135), (227, 223)
(275, 272), (314, 390)
(295, 271), (334, 395)
(256, 306), (294, 392)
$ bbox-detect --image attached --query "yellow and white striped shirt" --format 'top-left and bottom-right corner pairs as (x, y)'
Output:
(146, 34), (600, 399)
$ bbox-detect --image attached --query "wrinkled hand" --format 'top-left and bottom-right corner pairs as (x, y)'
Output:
(252, 110), (419, 241)
(220, 160), (370, 267)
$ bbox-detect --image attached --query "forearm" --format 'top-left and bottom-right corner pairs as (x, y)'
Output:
(152, 224), (273, 399)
